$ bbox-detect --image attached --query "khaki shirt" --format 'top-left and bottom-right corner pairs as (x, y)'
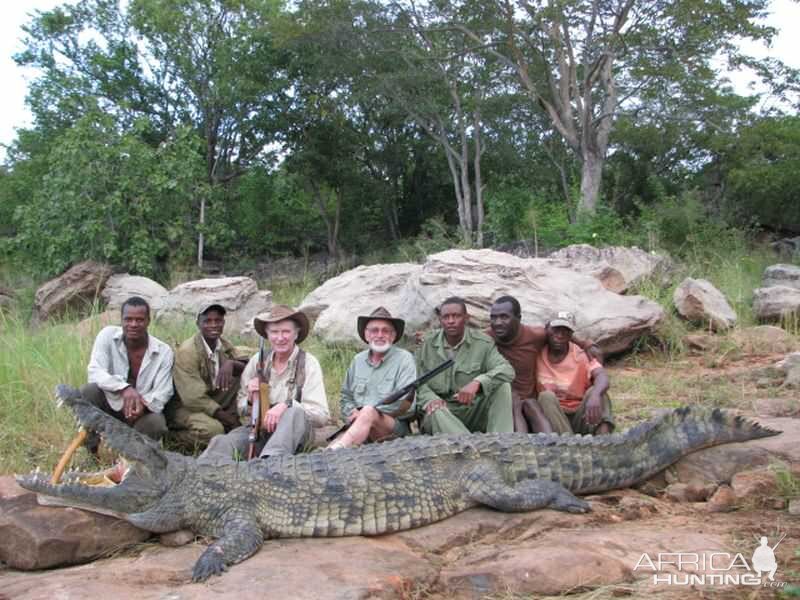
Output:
(416, 327), (514, 409)
(236, 345), (330, 427)
(340, 346), (417, 419)
(173, 332), (239, 416)
(87, 326), (174, 413)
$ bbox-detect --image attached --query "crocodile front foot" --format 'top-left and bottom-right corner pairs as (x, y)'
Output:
(192, 545), (228, 582)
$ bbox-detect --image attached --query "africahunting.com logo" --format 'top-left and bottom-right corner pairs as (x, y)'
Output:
(633, 534), (787, 587)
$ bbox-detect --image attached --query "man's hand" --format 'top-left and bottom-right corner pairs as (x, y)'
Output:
(425, 398), (447, 415)
(583, 390), (603, 426)
(121, 387), (145, 423)
(453, 380), (481, 405)
(213, 408), (240, 433)
(215, 359), (236, 391)
(263, 403), (289, 433)
(347, 409), (360, 424)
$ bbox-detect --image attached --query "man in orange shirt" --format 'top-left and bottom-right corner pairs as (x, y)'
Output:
(535, 311), (613, 435)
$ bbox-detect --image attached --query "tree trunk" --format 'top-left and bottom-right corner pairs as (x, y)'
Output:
(197, 196), (205, 269)
(578, 151), (603, 214)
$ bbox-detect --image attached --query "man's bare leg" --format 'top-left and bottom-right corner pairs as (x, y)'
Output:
(328, 406), (396, 449)
(521, 397), (554, 434)
(512, 393), (530, 433)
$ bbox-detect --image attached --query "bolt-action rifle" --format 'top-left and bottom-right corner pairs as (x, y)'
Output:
(247, 337), (270, 459)
(326, 358), (454, 442)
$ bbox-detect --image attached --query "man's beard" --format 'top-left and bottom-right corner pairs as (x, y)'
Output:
(369, 341), (392, 354)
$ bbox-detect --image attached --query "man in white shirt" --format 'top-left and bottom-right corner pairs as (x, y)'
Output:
(82, 296), (174, 450)
(198, 305), (329, 464)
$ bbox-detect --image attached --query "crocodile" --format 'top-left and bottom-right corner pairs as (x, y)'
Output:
(17, 384), (779, 582)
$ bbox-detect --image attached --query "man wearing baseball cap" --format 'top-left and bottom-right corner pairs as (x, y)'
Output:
(328, 306), (417, 450)
(198, 304), (329, 464)
(168, 303), (248, 449)
(535, 311), (614, 435)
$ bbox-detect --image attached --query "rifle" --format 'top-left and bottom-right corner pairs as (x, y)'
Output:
(247, 337), (270, 459)
(326, 358), (454, 442)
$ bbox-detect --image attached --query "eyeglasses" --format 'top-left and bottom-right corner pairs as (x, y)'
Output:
(366, 327), (394, 335)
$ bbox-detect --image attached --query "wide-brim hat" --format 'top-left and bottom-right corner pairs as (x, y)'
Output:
(253, 305), (310, 344)
(548, 311), (576, 331)
(357, 306), (405, 344)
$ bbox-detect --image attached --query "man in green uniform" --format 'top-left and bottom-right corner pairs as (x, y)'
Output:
(416, 297), (514, 434)
(168, 304), (247, 449)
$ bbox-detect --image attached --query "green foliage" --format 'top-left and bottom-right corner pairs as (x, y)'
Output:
(11, 114), (207, 276)
(393, 216), (464, 263)
(231, 168), (325, 257)
(485, 181), (637, 250)
(723, 115), (800, 232)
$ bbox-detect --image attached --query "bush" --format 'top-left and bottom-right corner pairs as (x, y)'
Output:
(485, 181), (638, 250)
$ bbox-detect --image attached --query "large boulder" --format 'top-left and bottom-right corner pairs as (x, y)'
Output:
(672, 277), (737, 331)
(301, 249), (664, 354)
(157, 277), (272, 337)
(753, 285), (800, 320)
(0, 478), (150, 570)
(547, 244), (672, 293)
(763, 263), (800, 290)
(101, 274), (168, 311)
(32, 261), (112, 323)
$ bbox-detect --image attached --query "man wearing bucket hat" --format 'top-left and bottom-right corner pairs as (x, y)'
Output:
(198, 305), (329, 464)
(534, 311), (614, 435)
(327, 307), (417, 450)
(167, 303), (248, 449)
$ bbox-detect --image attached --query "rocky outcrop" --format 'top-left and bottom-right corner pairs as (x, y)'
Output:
(101, 274), (168, 311)
(157, 276), (272, 337)
(32, 261), (112, 323)
(763, 263), (800, 289)
(771, 236), (800, 258)
(752, 263), (800, 321)
(0, 478), (150, 570)
(547, 244), (672, 293)
(672, 277), (737, 331)
(753, 285), (800, 320)
(301, 249), (664, 354)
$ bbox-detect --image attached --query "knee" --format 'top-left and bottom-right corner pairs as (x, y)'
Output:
(537, 391), (559, 410)
(357, 405), (379, 423)
(79, 383), (105, 405)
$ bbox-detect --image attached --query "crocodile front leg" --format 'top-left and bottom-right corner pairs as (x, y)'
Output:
(192, 513), (263, 582)
(462, 462), (590, 514)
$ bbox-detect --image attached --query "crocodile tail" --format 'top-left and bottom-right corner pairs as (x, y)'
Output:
(582, 406), (780, 493)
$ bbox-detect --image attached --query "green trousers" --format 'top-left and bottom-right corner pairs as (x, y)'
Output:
(538, 386), (615, 435)
(421, 382), (513, 434)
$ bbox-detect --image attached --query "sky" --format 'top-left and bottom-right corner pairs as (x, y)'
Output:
(0, 0), (798, 162)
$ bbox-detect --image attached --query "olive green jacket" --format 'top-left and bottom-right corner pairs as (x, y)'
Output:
(173, 332), (239, 417)
(416, 326), (514, 409)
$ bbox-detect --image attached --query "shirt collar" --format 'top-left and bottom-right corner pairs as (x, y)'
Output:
(201, 335), (218, 359)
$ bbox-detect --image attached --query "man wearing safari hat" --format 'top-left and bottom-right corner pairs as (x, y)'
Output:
(198, 305), (329, 464)
(168, 303), (248, 449)
(327, 307), (417, 450)
(535, 311), (613, 435)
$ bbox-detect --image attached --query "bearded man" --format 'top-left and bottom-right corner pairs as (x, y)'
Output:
(327, 307), (417, 450)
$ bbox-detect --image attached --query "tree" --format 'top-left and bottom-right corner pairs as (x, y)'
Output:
(16, 0), (288, 267)
(13, 112), (208, 276)
(436, 0), (785, 215)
